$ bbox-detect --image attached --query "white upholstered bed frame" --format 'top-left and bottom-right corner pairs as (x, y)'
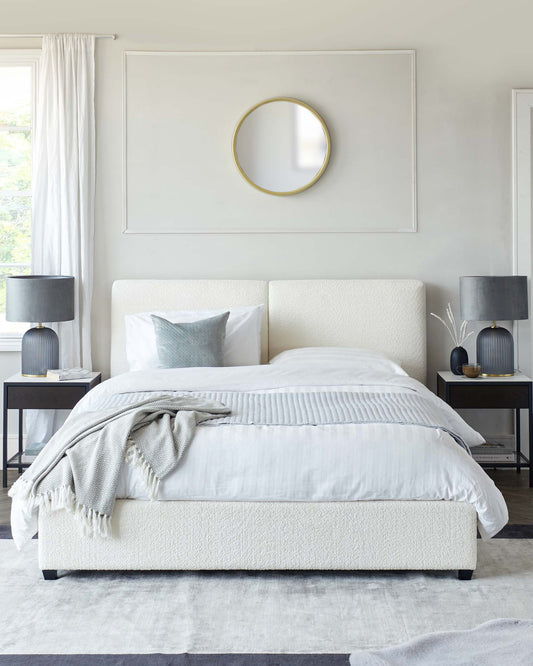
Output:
(39, 279), (478, 579)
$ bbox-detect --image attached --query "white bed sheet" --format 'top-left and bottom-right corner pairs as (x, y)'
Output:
(76, 359), (507, 540)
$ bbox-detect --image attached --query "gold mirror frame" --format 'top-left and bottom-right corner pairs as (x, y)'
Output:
(233, 97), (331, 196)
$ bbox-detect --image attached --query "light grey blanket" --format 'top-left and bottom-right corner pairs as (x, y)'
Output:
(8, 395), (229, 537)
(349, 619), (533, 665)
(92, 390), (471, 452)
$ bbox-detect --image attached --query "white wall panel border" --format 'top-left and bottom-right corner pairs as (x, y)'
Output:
(123, 50), (417, 234)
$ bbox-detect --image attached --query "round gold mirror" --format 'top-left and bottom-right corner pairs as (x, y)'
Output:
(233, 97), (331, 196)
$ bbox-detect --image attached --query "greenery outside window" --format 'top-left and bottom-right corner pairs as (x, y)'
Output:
(0, 51), (39, 350)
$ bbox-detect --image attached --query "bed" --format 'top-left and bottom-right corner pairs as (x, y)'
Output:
(16, 279), (507, 579)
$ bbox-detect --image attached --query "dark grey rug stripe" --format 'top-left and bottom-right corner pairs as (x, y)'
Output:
(492, 524), (533, 538)
(0, 655), (349, 665)
(0, 525), (37, 539)
(2, 523), (533, 540)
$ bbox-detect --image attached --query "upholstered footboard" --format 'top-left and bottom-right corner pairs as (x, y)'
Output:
(38, 499), (477, 579)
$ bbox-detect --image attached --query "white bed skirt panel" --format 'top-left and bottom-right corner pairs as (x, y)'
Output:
(38, 500), (477, 572)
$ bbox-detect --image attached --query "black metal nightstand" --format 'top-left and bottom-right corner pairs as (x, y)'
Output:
(2, 372), (101, 487)
(437, 370), (532, 487)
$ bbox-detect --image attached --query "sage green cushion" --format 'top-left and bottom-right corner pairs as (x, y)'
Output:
(151, 312), (229, 368)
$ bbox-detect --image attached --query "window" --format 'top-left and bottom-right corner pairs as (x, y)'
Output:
(0, 51), (39, 348)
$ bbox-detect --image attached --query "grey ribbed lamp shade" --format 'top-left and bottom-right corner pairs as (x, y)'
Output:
(460, 276), (528, 321)
(6, 275), (75, 376)
(460, 276), (528, 377)
(6, 275), (74, 323)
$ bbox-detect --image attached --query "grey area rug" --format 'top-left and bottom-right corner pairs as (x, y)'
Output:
(349, 618), (533, 665)
(2, 539), (533, 655)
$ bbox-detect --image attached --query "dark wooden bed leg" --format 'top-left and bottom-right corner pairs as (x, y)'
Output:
(42, 569), (58, 580)
(458, 569), (473, 580)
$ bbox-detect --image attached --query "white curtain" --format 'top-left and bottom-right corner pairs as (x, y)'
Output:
(27, 34), (95, 445)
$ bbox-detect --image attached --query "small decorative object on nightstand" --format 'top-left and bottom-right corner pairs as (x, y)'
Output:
(2, 372), (101, 487)
(6, 275), (75, 377)
(437, 370), (532, 487)
(450, 346), (468, 376)
(430, 303), (473, 375)
(460, 276), (528, 377)
(462, 363), (481, 378)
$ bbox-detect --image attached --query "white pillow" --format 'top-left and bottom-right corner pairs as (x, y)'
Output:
(269, 347), (407, 375)
(126, 305), (264, 370)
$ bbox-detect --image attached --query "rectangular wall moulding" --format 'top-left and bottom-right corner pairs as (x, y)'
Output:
(123, 50), (417, 234)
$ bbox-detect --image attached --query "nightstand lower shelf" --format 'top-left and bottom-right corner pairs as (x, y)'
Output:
(478, 452), (530, 470)
(6, 452), (35, 473)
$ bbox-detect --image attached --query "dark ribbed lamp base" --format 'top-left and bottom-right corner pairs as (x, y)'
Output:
(476, 325), (514, 377)
(21, 326), (59, 377)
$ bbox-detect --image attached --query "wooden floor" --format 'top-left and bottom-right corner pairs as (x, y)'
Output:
(485, 468), (533, 524)
(0, 470), (19, 524)
(0, 468), (531, 526)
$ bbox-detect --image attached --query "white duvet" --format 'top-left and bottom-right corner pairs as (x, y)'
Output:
(11, 348), (508, 543)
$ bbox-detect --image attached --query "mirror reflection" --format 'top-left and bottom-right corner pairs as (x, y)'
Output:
(233, 98), (331, 195)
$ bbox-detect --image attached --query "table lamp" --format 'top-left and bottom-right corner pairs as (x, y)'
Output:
(6, 275), (75, 377)
(460, 275), (528, 377)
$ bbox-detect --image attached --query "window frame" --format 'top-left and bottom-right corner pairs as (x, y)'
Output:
(0, 50), (40, 351)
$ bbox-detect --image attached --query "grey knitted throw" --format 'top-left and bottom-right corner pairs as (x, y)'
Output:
(8, 395), (229, 537)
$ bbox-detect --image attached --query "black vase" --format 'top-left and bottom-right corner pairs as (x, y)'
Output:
(450, 346), (468, 375)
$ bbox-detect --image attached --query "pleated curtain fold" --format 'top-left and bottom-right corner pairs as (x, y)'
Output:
(26, 34), (95, 446)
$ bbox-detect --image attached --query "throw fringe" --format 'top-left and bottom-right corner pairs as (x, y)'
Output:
(9, 443), (160, 540)
(125, 440), (161, 499)
(8, 477), (32, 502)
(34, 485), (111, 538)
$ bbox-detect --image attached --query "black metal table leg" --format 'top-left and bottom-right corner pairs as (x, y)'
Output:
(529, 388), (533, 488)
(2, 386), (7, 488)
(18, 409), (23, 474)
(516, 408), (521, 474)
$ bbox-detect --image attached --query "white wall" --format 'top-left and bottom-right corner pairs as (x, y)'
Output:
(1, 0), (531, 439)
(124, 50), (415, 232)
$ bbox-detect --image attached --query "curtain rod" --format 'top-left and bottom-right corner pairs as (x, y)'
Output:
(0, 33), (117, 40)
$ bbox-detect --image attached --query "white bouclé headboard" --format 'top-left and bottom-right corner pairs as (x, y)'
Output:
(110, 279), (426, 383)
(268, 280), (426, 383)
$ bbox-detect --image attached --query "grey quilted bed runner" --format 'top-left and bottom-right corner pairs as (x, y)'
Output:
(95, 390), (471, 452)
